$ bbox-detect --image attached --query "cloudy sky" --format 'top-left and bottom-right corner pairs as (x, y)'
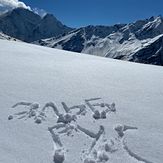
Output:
(0, 0), (30, 11)
(0, 0), (163, 27)
(0, 0), (46, 17)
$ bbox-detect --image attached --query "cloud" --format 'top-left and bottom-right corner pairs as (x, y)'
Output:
(0, 0), (30, 9)
(0, 0), (31, 13)
(0, 0), (47, 17)
(33, 8), (47, 18)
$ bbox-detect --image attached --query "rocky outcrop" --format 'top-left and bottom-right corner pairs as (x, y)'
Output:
(131, 35), (163, 65)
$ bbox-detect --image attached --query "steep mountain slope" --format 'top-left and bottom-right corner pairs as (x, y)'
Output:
(0, 8), (41, 41)
(130, 34), (163, 65)
(32, 14), (72, 41)
(35, 16), (163, 65)
(0, 39), (163, 163)
(0, 8), (72, 42)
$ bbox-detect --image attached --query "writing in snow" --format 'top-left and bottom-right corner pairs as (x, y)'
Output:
(8, 97), (116, 123)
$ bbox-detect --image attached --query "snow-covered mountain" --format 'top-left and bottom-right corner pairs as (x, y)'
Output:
(0, 8), (72, 42)
(0, 39), (163, 163)
(35, 16), (163, 66)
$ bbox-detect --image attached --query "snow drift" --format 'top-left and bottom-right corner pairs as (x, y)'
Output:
(0, 40), (163, 163)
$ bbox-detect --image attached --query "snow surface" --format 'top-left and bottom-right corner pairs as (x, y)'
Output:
(0, 40), (163, 163)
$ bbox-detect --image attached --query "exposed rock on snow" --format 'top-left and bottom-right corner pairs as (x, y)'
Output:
(0, 32), (18, 41)
(53, 149), (65, 163)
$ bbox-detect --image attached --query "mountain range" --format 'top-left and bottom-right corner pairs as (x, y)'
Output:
(35, 16), (163, 66)
(0, 8), (163, 66)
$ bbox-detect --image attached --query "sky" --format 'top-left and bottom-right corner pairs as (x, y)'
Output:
(0, 0), (163, 27)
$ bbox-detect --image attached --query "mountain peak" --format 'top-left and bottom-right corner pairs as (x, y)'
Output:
(11, 7), (38, 17)
(42, 13), (59, 22)
(3, 7), (41, 23)
(43, 13), (54, 19)
(0, 8), (73, 42)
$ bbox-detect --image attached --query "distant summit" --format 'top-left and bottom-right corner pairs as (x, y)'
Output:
(0, 8), (73, 42)
(32, 13), (72, 41)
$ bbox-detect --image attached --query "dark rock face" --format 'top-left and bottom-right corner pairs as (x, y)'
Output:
(52, 30), (85, 53)
(0, 8), (41, 41)
(135, 17), (163, 40)
(62, 35), (85, 53)
(131, 35), (163, 65)
(0, 8), (73, 42)
(83, 25), (126, 39)
(31, 14), (72, 41)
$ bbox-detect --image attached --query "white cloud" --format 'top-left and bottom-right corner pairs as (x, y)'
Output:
(0, 0), (47, 17)
(33, 8), (47, 18)
(0, 0), (31, 13)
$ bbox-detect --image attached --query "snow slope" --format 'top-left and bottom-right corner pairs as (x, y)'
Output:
(0, 40), (163, 163)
